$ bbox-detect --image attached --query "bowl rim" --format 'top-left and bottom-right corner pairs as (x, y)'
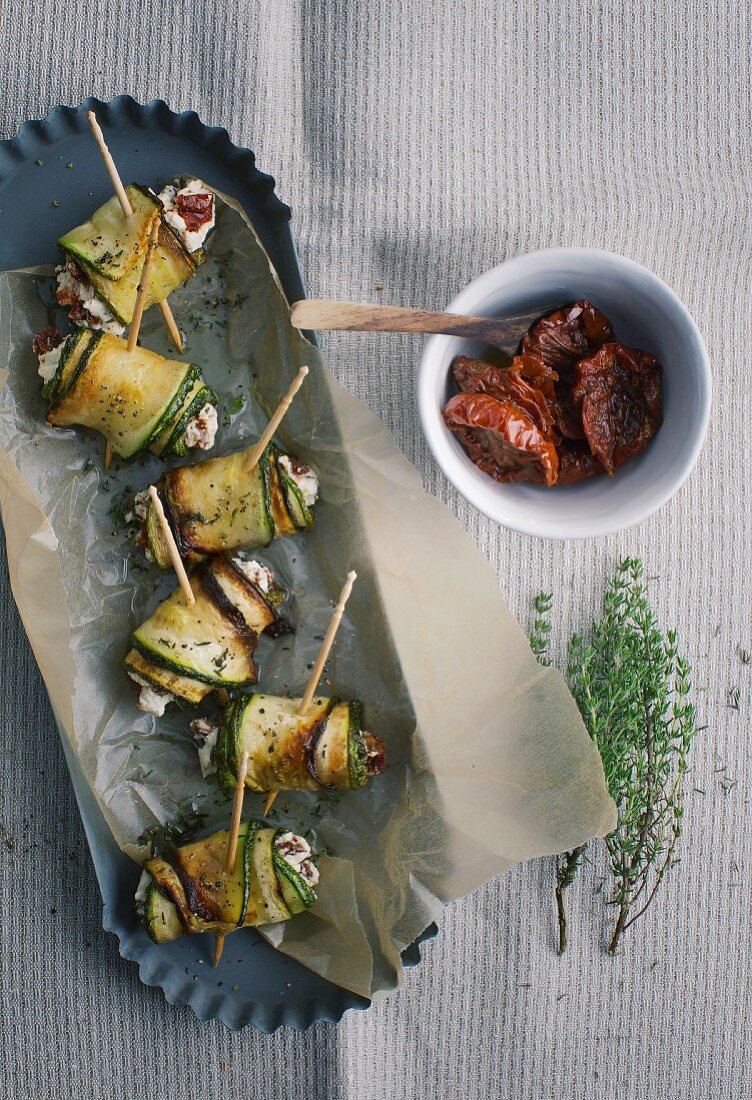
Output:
(417, 246), (712, 540)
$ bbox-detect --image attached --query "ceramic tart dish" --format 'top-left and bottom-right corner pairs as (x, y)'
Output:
(0, 95), (435, 1033)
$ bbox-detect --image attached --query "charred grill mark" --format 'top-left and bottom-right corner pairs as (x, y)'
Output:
(264, 616), (294, 638)
(305, 702), (337, 785)
(200, 569), (257, 643)
(173, 858), (216, 923)
(162, 475), (189, 555)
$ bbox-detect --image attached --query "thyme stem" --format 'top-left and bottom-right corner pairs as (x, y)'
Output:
(531, 559), (697, 957)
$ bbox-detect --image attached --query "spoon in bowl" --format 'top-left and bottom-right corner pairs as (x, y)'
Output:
(289, 299), (548, 357)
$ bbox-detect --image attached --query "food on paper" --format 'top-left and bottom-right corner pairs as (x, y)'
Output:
(137, 821), (317, 943)
(140, 443), (317, 568)
(39, 329), (217, 460)
(55, 181), (209, 331)
(193, 693), (386, 791)
(124, 554), (290, 708)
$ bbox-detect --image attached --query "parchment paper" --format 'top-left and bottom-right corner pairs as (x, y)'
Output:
(0, 189), (615, 999)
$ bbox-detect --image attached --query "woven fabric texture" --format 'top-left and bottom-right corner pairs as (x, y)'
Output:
(0, 1), (748, 1097)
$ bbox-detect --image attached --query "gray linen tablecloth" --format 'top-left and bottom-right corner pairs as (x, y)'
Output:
(1, 2), (749, 1097)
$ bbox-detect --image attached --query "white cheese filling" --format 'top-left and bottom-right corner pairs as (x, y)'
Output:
(134, 869), (152, 913)
(158, 179), (216, 253)
(56, 265), (126, 335)
(133, 489), (150, 523)
(278, 454), (319, 507)
(274, 831), (319, 887)
(37, 340), (64, 382)
(183, 402), (218, 451)
(231, 557), (275, 594)
(191, 718), (219, 778)
(128, 671), (175, 717)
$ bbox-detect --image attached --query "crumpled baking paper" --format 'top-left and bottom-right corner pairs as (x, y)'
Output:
(0, 188), (615, 999)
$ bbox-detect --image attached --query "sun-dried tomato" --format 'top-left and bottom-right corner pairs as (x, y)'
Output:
(451, 355), (555, 436)
(521, 300), (614, 439)
(175, 191), (214, 232)
(573, 343), (662, 475)
(556, 441), (605, 484)
(509, 352), (558, 405)
(32, 326), (65, 357)
(443, 391), (559, 486)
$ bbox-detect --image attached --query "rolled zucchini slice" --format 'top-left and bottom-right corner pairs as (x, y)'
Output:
(142, 443), (317, 569)
(124, 555), (291, 707)
(137, 822), (318, 943)
(57, 184), (202, 327)
(211, 692), (387, 793)
(44, 331), (217, 460)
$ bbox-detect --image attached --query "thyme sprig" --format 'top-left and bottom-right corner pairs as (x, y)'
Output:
(531, 558), (697, 955)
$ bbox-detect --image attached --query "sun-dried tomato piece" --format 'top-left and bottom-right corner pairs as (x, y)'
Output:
(510, 352), (558, 404)
(521, 299), (614, 372)
(557, 441), (605, 484)
(443, 391), (559, 486)
(175, 191), (214, 232)
(32, 326), (65, 357)
(451, 355), (555, 436)
(573, 343), (662, 475)
(521, 300), (614, 439)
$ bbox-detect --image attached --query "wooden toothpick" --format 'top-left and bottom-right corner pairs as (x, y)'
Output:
(225, 751), (250, 873)
(127, 220), (160, 352)
(213, 935), (225, 967)
(86, 109), (183, 351)
(147, 486), (195, 605)
(86, 109), (133, 216)
(158, 300), (184, 352)
(245, 366), (309, 470)
(263, 791), (278, 816)
(297, 571), (357, 716)
(104, 442), (113, 470)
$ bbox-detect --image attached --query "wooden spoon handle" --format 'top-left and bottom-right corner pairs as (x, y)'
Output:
(289, 299), (535, 345)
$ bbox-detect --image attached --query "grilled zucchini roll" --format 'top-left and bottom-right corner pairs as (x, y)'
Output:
(55, 181), (212, 333)
(140, 443), (318, 568)
(39, 329), (217, 459)
(194, 693), (387, 792)
(136, 821), (317, 944)
(124, 556), (290, 712)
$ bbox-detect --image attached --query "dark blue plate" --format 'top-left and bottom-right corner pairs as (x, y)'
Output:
(0, 95), (435, 1032)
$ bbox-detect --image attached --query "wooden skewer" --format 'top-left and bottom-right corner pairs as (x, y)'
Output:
(147, 485), (195, 605)
(263, 791), (278, 816)
(104, 442), (113, 470)
(86, 110), (133, 216)
(213, 935), (225, 967)
(245, 366), (309, 470)
(127, 220), (160, 352)
(225, 751), (250, 873)
(158, 300), (184, 352)
(297, 571), (357, 716)
(86, 109), (183, 352)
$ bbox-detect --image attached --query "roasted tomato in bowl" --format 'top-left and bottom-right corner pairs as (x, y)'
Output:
(418, 248), (711, 539)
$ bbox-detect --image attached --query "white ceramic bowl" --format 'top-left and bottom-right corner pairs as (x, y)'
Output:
(418, 248), (711, 539)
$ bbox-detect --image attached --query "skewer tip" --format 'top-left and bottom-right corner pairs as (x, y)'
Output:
(213, 934), (225, 967)
(86, 109), (96, 123)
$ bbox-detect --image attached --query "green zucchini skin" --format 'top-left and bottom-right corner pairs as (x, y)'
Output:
(213, 693), (385, 793)
(57, 184), (201, 325)
(139, 821), (317, 942)
(44, 329), (97, 402)
(44, 332), (215, 461)
(124, 554), (290, 706)
(143, 443), (316, 568)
